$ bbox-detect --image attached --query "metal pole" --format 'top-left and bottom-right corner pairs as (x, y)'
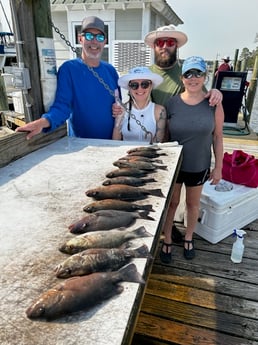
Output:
(246, 55), (258, 117)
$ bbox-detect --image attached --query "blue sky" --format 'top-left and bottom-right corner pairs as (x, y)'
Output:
(168, 0), (258, 61)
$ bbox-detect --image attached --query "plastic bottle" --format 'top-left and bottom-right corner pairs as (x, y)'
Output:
(230, 229), (247, 263)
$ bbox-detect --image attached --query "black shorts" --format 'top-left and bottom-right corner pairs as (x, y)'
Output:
(176, 169), (210, 187)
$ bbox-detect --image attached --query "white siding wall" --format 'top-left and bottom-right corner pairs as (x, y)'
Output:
(52, 12), (70, 68)
(115, 10), (142, 40)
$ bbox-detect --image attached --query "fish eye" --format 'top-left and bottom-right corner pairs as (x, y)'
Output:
(38, 306), (46, 315)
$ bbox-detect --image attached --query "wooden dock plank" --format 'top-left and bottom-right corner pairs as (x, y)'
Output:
(133, 314), (255, 345)
(132, 220), (258, 344)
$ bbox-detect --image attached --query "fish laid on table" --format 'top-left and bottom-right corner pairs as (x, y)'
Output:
(85, 184), (164, 201)
(69, 209), (155, 234)
(26, 263), (144, 321)
(118, 155), (164, 164)
(59, 226), (152, 254)
(127, 145), (162, 153)
(128, 150), (167, 158)
(106, 168), (149, 178)
(83, 199), (154, 213)
(113, 160), (167, 171)
(55, 244), (150, 278)
(102, 176), (157, 187)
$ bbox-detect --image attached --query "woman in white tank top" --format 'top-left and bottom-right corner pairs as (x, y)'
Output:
(112, 66), (167, 143)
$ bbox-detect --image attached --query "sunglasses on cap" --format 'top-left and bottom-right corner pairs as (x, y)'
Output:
(82, 32), (105, 42)
(128, 80), (152, 90)
(183, 69), (206, 79)
(154, 38), (177, 48)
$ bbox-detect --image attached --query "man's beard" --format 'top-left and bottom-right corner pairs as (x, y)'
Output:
(154, 48), (177, 68)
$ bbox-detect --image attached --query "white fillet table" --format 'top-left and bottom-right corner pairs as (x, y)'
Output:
(0, 137), (182, 345)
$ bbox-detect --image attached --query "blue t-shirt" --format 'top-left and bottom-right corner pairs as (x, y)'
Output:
(42, 58), (120, 139)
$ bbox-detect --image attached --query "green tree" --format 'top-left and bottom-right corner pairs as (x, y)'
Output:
(239, 47), (258, 69)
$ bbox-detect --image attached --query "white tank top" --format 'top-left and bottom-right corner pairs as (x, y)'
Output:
(121, 102), (156, 142)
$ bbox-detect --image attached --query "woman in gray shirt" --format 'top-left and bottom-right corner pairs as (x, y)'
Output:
(160, 56), (224, 263)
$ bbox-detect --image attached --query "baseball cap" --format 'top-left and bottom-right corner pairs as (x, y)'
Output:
(81, 16), (105, 35)
(182, 56), (207, 74)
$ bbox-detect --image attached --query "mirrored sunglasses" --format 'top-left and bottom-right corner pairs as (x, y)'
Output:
(128, 80), (152, 90)
(183, 69), (205, 79)
(154, 38), (177, 48)
(83, 32), (105, 42)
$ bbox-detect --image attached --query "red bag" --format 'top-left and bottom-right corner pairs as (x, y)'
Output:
(222, 150), (258, 188)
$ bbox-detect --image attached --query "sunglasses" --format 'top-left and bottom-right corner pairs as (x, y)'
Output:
(183, 69), (206, 79)
(154, 38), (177, 48)
(83, 32), (105, 42)
(128, 80), (152, 90)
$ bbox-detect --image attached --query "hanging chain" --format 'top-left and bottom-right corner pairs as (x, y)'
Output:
(50, 21), (153, 144)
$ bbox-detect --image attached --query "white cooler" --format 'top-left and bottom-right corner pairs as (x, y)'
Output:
(195, 180), (258, 244)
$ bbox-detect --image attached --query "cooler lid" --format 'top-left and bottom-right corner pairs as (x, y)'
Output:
(201, 179), (258, 209)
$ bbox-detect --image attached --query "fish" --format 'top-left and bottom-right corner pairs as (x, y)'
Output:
(118, 155), (164, 164)
(127, 149), (167, 158)
(127, 145), (162, 153)
(26, 263), (145, 320)
(55, 244), (150, 278)
(106, 168), (149, 178)
(59, 226), (152, 254)
(83, 199), (154, 213)
(85, 184), (165, 201)
(113, 160), (167, 171)
(102, 176), (157, 187)
(69, 209), (155, 234)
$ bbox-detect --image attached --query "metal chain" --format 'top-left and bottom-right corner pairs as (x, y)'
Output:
(51, 21), (153, 144)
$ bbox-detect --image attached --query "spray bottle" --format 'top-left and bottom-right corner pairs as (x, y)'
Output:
(230, 229), (247, 263)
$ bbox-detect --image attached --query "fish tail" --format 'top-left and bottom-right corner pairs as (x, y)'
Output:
(157, 165), (168, 170)
(149, 189), (165, 198)
(133, 226), (153, 237)
(144, 178), (157, 183)
(138, 211), (155, 221)
(140, 204), (155, 212)
(118, 263), (145, 284)
(133, 244), (150, 258)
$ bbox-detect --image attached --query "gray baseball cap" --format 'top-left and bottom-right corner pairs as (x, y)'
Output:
(81, 16), (105, 35)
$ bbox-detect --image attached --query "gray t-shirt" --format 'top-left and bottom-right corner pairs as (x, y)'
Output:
(166, 94), (215, 172)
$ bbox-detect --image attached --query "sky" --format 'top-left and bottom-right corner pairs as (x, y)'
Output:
(1, 0), (257, 62)
(168, 0), (258, 61)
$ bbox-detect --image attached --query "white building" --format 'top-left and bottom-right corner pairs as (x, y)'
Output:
(50, 0), (183, 72)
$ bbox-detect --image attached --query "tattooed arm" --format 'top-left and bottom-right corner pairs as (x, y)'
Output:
(154, 105), (167, 143)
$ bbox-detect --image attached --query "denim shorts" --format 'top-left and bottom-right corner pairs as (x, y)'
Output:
(176, 169), (210, 187)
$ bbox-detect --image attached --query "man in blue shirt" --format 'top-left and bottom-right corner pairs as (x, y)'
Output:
(16, 16), (120, 139)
